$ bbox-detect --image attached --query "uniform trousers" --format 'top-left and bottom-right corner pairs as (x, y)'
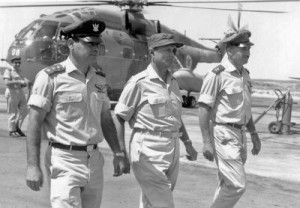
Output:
(45, 145), (104, 208)
(5, 89), (28, 131)
(211, 124), (247, 208)
(130, 129), (180, 208)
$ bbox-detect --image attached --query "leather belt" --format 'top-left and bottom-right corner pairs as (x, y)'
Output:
(49, 142), (97, 151)
(225, 123), (244, 130)
(134, 128), (183, 138)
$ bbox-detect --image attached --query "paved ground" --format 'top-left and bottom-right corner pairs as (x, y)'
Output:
(0, 91), (300, 208)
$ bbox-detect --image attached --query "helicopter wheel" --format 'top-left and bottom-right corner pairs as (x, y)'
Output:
(182, 95), (188, 107)
(187, 96), (197, 108)
(268, 121), (282, 134)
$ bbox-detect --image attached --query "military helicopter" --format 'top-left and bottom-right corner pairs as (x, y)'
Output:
(0, 0), (295, 107)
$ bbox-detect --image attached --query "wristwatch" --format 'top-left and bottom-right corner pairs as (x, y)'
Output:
(114, 152), (125, 157)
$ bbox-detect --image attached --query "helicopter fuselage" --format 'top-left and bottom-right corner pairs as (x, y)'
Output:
(6, 7), (220, 101)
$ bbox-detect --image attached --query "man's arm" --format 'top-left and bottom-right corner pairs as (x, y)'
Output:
(198, 102), (214, 162)
(179, 119), (198, 161)
(3, 78), (26, 88)
(246, 116), (261, 155)
(26, 106), (47, 191)
(101, 109), (128, 176)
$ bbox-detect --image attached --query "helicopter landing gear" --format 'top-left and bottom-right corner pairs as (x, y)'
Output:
(182, 93), (197, 108)
(268, 121), (282, 134)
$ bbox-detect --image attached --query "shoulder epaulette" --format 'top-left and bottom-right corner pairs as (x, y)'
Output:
(212, 65), (225, 74)
(244, 68), (250, 74)
(44, 64), (65, 75)
(130, 70), (148, 83)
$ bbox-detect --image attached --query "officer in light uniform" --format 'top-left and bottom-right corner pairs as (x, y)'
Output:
(3, 57), (29, 137)
(114, 33), (198, 208)
(26, 18), (129, 208)
(198, 28), (261, 208)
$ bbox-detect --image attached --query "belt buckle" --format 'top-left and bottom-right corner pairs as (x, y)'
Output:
(87, 145), (95, 152)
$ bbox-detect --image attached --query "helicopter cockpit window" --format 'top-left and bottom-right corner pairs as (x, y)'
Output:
(25, 21), (59, 61)
(17, 20), (42, 40)
(35, 21), (59, 40)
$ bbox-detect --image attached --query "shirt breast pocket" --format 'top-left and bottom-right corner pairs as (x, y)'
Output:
(148, 96), (167, 117)
(224, 87), (243, 107)
(56, 92), (84, 120)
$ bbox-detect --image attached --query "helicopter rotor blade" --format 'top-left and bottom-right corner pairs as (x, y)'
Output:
(0, 1), (111, 8)
(163, 0), (300, 3)
(151, 4), (287, 13)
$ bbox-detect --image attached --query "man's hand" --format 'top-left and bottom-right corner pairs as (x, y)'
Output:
(26, 165), (43, 191)
(202, 142), (214, 162)
(184, 141), (198, 161)
(113, 155), (130, 177)
(251, 133), (261, 155)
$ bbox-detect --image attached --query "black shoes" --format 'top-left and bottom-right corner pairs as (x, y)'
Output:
(9, 127), (26, 137)
(9, 131), (20, 137)
(16, 126), (26, 137)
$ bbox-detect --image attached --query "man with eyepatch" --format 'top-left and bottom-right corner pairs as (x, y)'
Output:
(26, 18), (129, 208)
(114, 33), (198, 208)
(198, 28), (261, 208)
(3, 57), (29, 137)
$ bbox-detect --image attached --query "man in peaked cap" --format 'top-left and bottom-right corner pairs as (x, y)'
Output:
(198, 28), (261, 208)
(26, 18), (129, 208)
(114, 33), (198, 208)
(3, 57), (30, 137)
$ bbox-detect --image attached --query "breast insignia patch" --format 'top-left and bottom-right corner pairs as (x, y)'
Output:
(95, 84), (107, 93)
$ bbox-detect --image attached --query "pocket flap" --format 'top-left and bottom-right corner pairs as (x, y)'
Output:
(148, 96), (167, 105)
(58, 93), (83, 103)
(224, 87), (242, 94)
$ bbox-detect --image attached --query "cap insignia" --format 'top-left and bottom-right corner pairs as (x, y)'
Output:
(93, 23), (99, 32)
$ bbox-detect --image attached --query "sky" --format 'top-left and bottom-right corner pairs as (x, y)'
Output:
(0, 0), (300, 80)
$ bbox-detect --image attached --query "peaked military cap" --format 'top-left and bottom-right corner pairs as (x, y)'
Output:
(10, 57), (21, 63)
(62, 18), (106, 43)
(221, 30), (254, 47)
(148, 33), (183, 49)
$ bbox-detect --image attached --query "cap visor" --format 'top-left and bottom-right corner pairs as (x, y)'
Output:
(237, 42), (254, 47)
(80, 36), (103, 43)
(152, 41), (184, 49)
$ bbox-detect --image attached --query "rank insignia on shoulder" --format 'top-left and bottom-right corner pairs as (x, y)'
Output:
(212, 65), (225, 74)
(44, 64), (65, 75)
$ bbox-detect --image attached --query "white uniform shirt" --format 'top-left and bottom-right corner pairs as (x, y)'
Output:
(198, 58), (252, 125)
(28, 58), (110, 145)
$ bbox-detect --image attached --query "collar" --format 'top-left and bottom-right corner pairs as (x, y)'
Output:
(221, 57), (238, 73)
(64, 57), (96, 78)
(64, 57), (78, 74)
(147, 64), (173, 83)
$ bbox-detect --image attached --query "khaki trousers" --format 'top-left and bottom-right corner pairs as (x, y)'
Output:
(211, 124), (247, 208)
(45, 145), (104, 208)
(130, 130), (180, 208)
(5, 89), (28, 131)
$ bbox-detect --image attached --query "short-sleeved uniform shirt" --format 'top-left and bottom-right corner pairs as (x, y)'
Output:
(28, 58), (110, 145)
(115, 64), (183, 132)
(198, 58), (252, 125)
(3, 68), (24, 90)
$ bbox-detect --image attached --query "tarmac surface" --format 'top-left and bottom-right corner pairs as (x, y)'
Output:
(0, 90), (300, 208)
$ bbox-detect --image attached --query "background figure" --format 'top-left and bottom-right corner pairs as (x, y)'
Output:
(114, 33), (198, 208)
(198, 27), (261, 208)
(26, 18), (129, 208)
(3, 57), (29, 137)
